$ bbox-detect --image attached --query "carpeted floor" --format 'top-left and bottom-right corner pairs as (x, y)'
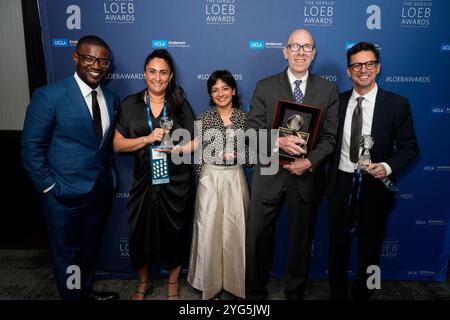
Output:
(0, 249), (449, 300)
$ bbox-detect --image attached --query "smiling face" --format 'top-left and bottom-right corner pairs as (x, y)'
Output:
(73, 43), (110, 89)
(283, 29), (316, 78)
(210, 78), (235, 110)
(144, 57), (173, 96)
(347, 50), (380, 95)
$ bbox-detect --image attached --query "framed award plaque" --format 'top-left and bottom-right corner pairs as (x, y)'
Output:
(272, 99), (323, 164)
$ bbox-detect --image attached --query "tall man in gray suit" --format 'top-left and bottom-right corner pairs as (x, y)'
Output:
(245, 29), (339, 300)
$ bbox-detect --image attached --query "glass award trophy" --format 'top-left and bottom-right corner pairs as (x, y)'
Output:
(159, 116), (174, 149)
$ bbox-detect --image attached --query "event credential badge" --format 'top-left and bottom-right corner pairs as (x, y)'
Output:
(151, 147), (170, 185)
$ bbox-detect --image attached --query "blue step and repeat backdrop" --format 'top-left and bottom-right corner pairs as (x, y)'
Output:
(37, 0), (450, 281)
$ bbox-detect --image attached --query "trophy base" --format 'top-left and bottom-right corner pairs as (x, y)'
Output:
(154, 146), (174, 153)
(278, 156), (306, 166)
(278, 150), (306, 166)
(278, 158), (291, 166)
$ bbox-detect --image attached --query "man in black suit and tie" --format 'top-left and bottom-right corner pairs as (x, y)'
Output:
(245, 29), (339, 300)
(326, 42), (419, 300)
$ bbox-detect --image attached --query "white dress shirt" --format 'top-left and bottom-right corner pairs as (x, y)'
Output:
(74, 72), (110, 135)
(338, 84), (392, 175)
(287, 68), (308, 97)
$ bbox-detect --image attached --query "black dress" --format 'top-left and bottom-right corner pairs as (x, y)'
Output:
(116, 89), (195, 271)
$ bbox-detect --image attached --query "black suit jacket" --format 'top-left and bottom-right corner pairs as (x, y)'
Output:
(326, 87), (419, 198)
(246, 68), (339, 203)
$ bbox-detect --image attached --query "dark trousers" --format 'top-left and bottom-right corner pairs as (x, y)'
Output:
(328, 170), (391, 300)
(246, 175), (315, 300)
(43, 179), (113, 300)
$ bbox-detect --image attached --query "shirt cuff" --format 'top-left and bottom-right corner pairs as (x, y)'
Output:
(43, 183), (55, 194)
(380, 162), (392, 176)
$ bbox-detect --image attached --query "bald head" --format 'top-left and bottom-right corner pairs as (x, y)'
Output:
(287, 29), (315, 47)
(283, 29), (316, 78)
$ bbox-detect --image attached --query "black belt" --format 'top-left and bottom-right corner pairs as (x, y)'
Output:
(338, 169), (354, 177)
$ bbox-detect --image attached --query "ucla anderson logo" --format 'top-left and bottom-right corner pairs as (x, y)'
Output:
(52, 39), (69, 48)
(152, 40), (168, 48)
(441, 44), (450, 52)
(152, 40), (190, 49)
(248, 41), (265, 50)
(431, 107), (444, 114)
(248, 40), (284, 50)
(344, 42), (357, 51)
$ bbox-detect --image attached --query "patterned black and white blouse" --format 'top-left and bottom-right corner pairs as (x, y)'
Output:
(195, 107), (250, 176)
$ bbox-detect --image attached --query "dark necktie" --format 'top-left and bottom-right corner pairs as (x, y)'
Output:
(91, 90), (103, 142)
(349, 96), (364, 163)
(293, 80), (304, 103)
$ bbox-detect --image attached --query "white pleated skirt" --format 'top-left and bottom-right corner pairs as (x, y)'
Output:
(187, 164), (249, 299)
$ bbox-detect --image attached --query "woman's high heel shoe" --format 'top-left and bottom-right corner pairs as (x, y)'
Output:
(167, 280), (180, 300)
(132, 281), (153, 300)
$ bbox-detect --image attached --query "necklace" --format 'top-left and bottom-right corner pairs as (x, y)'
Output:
(150, 98), (164, 104)
(145, 91), (164, 104)
(215, 107), (233, 126)
(216, 107), (233, 118)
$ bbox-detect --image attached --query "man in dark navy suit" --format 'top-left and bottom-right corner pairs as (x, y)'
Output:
(326, 42), (419, 300)
(22, 35), (120, 300)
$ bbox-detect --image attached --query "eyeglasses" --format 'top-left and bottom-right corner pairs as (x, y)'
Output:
(76, 52), (111, 68)
(286, 43), (315, 53)
(348, 60), (378, 71)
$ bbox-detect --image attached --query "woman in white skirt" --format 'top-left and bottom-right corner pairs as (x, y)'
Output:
(187, 70), (250, 300)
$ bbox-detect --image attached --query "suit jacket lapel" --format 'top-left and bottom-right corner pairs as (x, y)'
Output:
(371, 87), (387, 138)
(65, 77), (98, 143)
(265, 70), (294, 126)
(303, 74), (319, 105)
(278, 69), (294, 100)
(340, 91), (351, 129)
(99, 88), (115, 147)
(337, 91), (351, 155)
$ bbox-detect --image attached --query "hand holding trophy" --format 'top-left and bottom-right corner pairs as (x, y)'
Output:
(286, 114), (309, 154)
(223, 124), (237, 161)
(358, 135), (398, 192)
(357, 135), (374, 173)
(159, 116), (174, 149)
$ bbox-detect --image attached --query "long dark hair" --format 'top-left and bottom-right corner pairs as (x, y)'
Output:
(143, 49), (184, 113)
(207, 70), (241, 108)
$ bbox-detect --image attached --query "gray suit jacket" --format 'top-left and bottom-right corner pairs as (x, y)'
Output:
(246, 68), (339, 202)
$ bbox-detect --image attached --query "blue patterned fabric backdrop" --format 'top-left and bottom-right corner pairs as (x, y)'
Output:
(38, 0), (450, 281)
